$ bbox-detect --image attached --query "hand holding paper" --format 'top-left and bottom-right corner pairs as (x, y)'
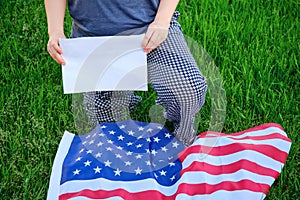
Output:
(47, 33), (66, 65)
(142, 21), (169, 54)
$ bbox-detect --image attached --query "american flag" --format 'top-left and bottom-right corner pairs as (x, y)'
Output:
(47, 121), (291, 200)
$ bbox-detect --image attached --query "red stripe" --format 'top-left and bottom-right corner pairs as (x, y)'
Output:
(178, 180), (270, 195)
(59, 180), (270, 199)
(180, 159), (280, 178)
(198, 133), (291, 143)
(199, 123), (285, 137)
(179, 143), (289, 163)
(59, 188), (174, 200)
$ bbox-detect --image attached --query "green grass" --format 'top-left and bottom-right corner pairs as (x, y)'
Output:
(0, 0), (299, 199)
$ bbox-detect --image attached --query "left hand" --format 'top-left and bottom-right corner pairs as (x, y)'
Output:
(142, 21), (169, 54)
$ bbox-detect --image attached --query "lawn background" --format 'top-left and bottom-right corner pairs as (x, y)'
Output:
(0, 0), (299, 199)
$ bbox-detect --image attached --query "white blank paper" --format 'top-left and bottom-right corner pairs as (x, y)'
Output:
(60, 34), (148, 94)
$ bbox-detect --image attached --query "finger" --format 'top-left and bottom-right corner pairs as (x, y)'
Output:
(145, 31), (160, 50)
(53, 54), (66, 65)
(48, 49), (65, 65)
(53, 50), (65, 65)
(189, 135), (198, 145)
(143, 48), (151, 54)
(48, 39), (63, 54)
(142, 28), (154, 49)
(144, 31), (162, 53)
(56, 54), (66, 65)
(53, 42), (63, 54)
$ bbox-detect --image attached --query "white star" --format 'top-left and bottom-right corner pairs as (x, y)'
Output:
(146, 128), (153, 132)
(98, 133), (105, 137)
(114, 168), (122, 176)
(85, 135), (91, 139)
(97, 142), (103, 147)
(153, 137), (161, 143)
(119, 124), (126, 129)
(95, 153), (102, 158)
(82, 141), (87, 145)
(137, 136), (143, 139)
(117, 146), (123, 150)
(159, 170), (167, 176)
(138, 127), (144, 131)
(151, 149), (158, 156)
(128, 130), (135, 136)
(126, 142), (133, 146)
(168, 156), (174, 160)
(146, 160), (151, 166)
(89, 140), (94, 145)
(146, 138), (151, 142)
(94, 166), (101, 173)
(165, 133), (172, 138)
(170, 175), (176, 181)
(125, 161), (132, 166)
(118, 135), (125, 140)
(84, 160), (92, 166)
(169, 162), (175, 167)
(126, 151), (133, 156)
(104, 160), (112, 167)
(86, 150), (93, 154)
(146, 149), (150, 153)
(101, 125), (107, 129)
(135, 167), (142, 175)
(172, 141), (179, 148)
(79, 148), (84, 153)
(154, 173), (158, 179)
(136, 144), (143, 148)
(135, 154), (143, 159)
(107, 139), (113, 144)
(109, 130), (115, 135)
(115, 154), (122, 159)
(75, 157), (82, 162)
(161, 146), (168, 152)
(157, 126), (163, 130)
(106, 147), (113, 151)
(73, 169), (80, 175)
(92, 133), (97, 138)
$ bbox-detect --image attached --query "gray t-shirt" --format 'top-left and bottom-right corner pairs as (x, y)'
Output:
(68, 0), (160, 37)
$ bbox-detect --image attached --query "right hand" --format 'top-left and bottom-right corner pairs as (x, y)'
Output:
(142, 21), (169, 54)
(47, 32), (66, 65)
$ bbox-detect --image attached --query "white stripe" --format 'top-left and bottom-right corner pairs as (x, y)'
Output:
(192, 137), (291, 153)
(59, 169), (274, 196)
(47, 131), (75, 200)
(176, 190), (266, 200)
(182, 150), (284, 172)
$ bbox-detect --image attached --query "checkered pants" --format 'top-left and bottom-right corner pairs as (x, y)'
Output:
(83, 12), (207, 145)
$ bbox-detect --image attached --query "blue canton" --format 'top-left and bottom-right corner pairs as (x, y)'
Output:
(61, 120), (184, 186)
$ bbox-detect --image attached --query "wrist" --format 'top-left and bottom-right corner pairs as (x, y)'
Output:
(152, 18), (171, 28)
(48, 30), (65, 38)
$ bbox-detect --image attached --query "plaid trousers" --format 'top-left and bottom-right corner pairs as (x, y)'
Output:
(83, 12), (207, 145)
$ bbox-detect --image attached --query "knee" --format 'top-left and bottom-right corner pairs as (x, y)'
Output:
(177, 76), (208, 109)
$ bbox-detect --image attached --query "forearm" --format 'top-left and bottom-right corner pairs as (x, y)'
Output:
(154, 0), (180, 26)
(44, 0), (67, 36)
